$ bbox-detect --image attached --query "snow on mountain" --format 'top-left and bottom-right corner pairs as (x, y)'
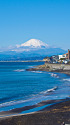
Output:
(0, 39), (66, 61)
(16, 39), (49, 48)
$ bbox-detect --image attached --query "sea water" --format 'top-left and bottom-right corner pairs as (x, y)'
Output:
(0, 62), (70, 114)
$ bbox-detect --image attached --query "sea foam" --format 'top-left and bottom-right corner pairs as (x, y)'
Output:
(40, 86), (58, 94)
(14, 69), (25, 72)
(31, 71), (43, 73)
(63, 78), (70, 82)
(49, 73), (59, 78)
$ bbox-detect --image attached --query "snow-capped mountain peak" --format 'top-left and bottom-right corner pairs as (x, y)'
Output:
(16, 39), (49, 48)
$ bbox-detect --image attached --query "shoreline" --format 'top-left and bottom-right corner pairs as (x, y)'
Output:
(0, 60), (44, 62)
(0, 98), (70, 125)
(0, 98), (69, 118)
(0, 63), (70, 124)
(26, 63), (70, 75)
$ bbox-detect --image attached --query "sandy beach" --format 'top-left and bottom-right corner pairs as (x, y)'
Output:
(0, 98), (70, 125)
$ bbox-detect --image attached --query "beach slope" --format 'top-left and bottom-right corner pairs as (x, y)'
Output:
(0, 99), (70, 125)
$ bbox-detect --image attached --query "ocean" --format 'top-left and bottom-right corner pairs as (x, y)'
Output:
(0, 62), (70, 115)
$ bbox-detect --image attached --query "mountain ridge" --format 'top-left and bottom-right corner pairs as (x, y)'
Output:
(0, 39), (67, 61)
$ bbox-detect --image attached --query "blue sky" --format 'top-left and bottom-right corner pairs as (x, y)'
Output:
(0, 0), (70, 50)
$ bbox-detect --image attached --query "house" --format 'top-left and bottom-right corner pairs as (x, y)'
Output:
(59, 49), (70, 60)
(43, 49), (70, 64)
(59, 54), (65, 60)
(59, 54), (66, 60)
(43, 55), (59, 63)
(51, 55), (59, 62)
(58, 49), (70, 64)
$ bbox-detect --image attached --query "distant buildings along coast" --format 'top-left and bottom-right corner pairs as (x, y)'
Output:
(43, 49), (70, 64)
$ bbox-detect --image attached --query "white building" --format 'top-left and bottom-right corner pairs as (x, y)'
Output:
(59, 54), (66, 60)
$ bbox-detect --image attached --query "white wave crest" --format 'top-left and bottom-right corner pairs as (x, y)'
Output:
(63, 78), (70, 82)
(28, 66), (33, 68)
(0, 86), (58, 109)
(14, 69), (25, 72)
(49, 73), (59, 78)
(40, 86), (58, 94)
(31, 71), (43, 73)
(0, 98), (31, 108)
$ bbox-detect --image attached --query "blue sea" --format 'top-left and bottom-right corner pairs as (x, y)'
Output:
(0, 62), (70, 115)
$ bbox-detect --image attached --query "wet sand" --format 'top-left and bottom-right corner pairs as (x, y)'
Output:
(0, 99), (67, 117)
(0, 98), (70, 125)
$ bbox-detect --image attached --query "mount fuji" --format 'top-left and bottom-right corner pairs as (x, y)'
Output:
(0, 39), (66, 61)
(16, 39), (49, 48)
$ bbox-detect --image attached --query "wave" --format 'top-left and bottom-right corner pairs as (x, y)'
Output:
(28, 66), (33, 68)
(63, 78), (70, 82)
(49, 73), (59, 78)
(31, 71), (43, 73)
(14, 69), (25, 72)
(0, 98), (31, 108)
(40, 86), (58, 94)
(0, 86), (58, 108)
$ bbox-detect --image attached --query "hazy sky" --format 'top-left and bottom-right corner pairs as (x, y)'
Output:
(0, 0), (70, 50)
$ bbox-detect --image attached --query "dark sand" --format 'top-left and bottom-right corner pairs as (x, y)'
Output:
(0, 99), (67, 116)
(0, 98), (70, 125)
